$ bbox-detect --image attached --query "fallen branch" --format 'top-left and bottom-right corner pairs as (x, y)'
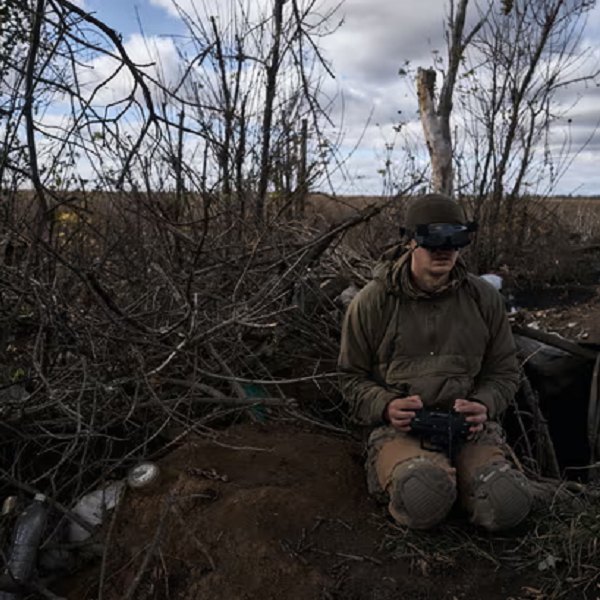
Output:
(519, 367), (560, 479)
(513, 325), (598, 361)
(138, 396), (298, 408)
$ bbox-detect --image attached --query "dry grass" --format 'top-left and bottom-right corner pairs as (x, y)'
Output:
(304, 193), (600, 286)
(377, 490), (600, 600)
(306, 193), (600, 239)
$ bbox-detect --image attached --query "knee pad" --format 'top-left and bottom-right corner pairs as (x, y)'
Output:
(389, 458), (456, 530)
(470, 463), (532, 532)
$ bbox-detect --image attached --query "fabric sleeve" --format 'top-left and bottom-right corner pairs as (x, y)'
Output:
(471, 287), (520, 419)
(337, 284), (397, 426)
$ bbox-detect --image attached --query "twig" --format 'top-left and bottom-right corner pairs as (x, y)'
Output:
(207, 342), (245, 400)
(193, 368), (339, 385)
(138, 396), (297, 407)
(519, 368), (561, 479)
(509, 397), (537, 474)
(98, 487), (127, 600)
(335, 552), (382, 565)
(285, 409), (350, 434)
(165, 378), (226, 399)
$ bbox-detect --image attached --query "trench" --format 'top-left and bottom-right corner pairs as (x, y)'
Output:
(508, 282), (600, 480)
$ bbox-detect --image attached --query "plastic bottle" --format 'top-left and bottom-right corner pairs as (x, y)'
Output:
(0, 494), (48, 598)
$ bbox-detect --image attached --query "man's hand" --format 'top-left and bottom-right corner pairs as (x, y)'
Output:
(384, 396), (423, 432)
(454, 399), (488, 436)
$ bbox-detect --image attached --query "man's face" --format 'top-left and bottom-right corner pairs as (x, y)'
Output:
(410, 226), (459, 278)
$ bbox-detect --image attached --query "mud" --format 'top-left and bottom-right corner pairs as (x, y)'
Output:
(54, 422), (551, 600)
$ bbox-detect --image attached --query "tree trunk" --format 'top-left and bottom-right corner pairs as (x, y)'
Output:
(256, 0), (285, 223)
(416, 0), (483, 198)
(296, 118), (308, 219)
(417, 68), (453, 196)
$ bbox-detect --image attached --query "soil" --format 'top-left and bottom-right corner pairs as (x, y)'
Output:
(56, 422), (550, 600)
(515, 284), (600, 344)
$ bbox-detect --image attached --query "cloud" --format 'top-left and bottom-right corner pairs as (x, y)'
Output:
(585, 2), (600, 41)
(76, 34), (183, 106)
(319, 0), (449, 84)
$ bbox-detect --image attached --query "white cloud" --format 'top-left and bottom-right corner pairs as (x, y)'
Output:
(77, 34), (182, 106)
(585, 1), (600, 40)
(319, 0), (449, 84)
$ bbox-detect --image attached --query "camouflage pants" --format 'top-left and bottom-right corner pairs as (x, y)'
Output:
(366, 422), (532, 531)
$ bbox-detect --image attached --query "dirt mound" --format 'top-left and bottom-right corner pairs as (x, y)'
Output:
(57, 422), (542, 600)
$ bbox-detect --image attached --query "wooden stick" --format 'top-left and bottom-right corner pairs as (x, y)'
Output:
(513, 325), (598, 361)
(519, 368), (561, 479)
(137, 396), (298, 408)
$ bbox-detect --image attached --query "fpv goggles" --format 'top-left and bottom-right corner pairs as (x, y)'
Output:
(401, 222), (478, 250)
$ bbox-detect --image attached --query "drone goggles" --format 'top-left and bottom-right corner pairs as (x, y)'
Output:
(401, 222), (478, 250)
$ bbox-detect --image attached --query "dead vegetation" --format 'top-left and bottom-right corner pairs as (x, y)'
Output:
(1, 1), (600, 598)
(1, 188), (600, 599)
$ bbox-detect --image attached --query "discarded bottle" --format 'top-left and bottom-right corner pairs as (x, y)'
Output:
(1, 494), (48, 596)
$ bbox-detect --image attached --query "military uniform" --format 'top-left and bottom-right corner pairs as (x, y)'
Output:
(338, 240), (533, 531)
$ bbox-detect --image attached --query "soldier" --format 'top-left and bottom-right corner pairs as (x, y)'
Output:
(338, 194), (532, 531)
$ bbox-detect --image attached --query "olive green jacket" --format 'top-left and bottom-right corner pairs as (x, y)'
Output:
(338, 246), (520, 426)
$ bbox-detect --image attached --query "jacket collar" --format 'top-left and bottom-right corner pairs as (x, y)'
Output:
(374, 244), (468, 299)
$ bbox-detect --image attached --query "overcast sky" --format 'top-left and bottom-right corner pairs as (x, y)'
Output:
(81, 0), (600, 195)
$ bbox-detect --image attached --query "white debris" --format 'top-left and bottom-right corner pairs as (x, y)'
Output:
(538, 554), (561, 571)
(68, 481), (126, 543)
(479, 274), (503, 291)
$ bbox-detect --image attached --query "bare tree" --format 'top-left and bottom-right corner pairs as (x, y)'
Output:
(416, 0), (488, 196)
(416, 0), (599, 272)
(256, 0), (286, 222)
(456, 0), (600, 271)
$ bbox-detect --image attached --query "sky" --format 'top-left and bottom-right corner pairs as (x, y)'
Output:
(73, 0), (600, 195)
